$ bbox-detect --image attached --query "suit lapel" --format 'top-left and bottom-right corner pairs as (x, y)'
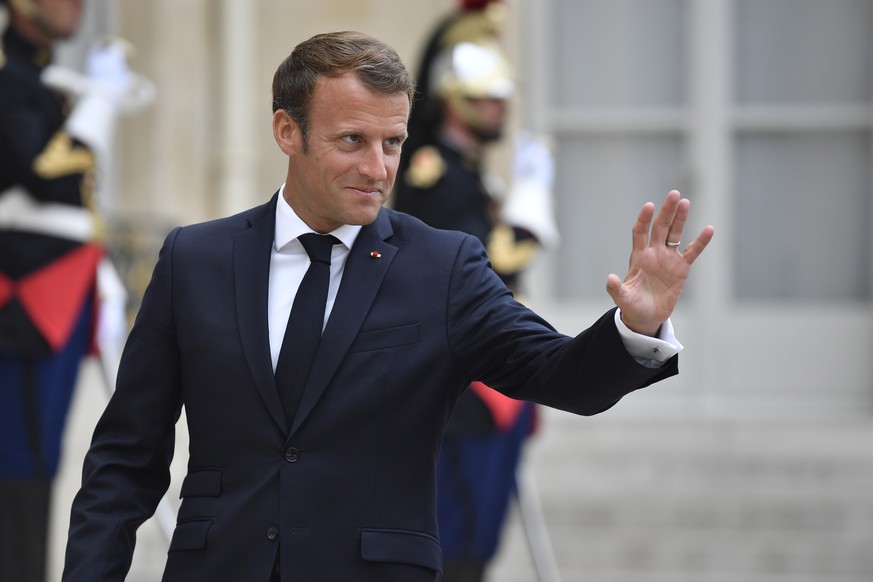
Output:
(288, 210), (396, 436)
(234, 194), (288, 434)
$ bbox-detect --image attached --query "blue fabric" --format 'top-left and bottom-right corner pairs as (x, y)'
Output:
(436, 402), (534, 561)
(0, 298), (92, 478)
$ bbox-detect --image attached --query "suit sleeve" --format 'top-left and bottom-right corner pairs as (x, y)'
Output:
(63, 228), (184, 582)
(446, 234), (678, 416)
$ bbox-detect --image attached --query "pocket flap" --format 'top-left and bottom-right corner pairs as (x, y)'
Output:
(360, 528), (441, 572)
(348, 323), (420, 353)
(168, 520), (211, 552)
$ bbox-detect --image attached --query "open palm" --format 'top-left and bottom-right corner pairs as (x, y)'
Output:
(606, 190), (714, 337)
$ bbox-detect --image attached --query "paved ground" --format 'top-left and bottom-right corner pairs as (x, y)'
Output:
(50, 360), (873, 581)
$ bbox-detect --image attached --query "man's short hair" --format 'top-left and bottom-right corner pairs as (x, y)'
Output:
(272, 31), (415, 146)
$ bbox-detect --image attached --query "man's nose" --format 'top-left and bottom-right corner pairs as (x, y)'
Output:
(358, 145), (388, 181)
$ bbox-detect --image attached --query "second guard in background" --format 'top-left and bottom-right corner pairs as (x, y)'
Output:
(393, 1), (559, 580)
(0, 0), (152, 579)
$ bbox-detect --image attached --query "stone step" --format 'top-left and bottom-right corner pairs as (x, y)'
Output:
(488, 414), (873, 582)
(545, 524), (872, 572)
(540, 458), (873, 497)
(541, 496), (873, 531)
(493, 506), (873, 582)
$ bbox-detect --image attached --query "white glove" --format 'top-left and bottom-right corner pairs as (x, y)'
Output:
(49, 39), (155, 160)
(512, 130), (555, 190)
(43, 39), (156, 114)
(86, 40), (134, 99)
(501, 131), (560, 249)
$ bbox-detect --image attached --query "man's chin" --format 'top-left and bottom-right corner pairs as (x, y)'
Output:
(473, 127), (504, 144)
(353, 200), (387, 225)
(353, 216), (380, 226)
(346, 209), (382, 226)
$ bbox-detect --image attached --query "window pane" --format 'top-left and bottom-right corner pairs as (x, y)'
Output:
(549, 0), (687, 108)
(553, 135), (688, 299)
(735, 0), (873, 104)
(734, 132), (871, 301)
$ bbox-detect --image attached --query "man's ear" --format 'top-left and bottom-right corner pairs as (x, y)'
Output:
(273, 109), (299, 156)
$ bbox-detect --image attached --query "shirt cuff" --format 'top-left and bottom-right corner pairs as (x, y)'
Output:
(614, 309), (683, 368)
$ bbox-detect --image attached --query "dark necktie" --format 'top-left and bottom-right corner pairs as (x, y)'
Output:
(275, 233), (339, 422)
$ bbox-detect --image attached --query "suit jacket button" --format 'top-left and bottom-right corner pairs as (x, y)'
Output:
(266, 526), (279, 542)
(284, 447), (300, 463)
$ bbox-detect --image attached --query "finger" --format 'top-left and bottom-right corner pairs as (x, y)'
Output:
(681, 225), (715, 264)
(649, 190), (681, 246)
(666, 198), (690, 247)
(632, 202), (655, 252)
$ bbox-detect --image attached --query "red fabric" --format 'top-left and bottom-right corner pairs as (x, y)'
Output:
(461, 0), (500, 10)
(0, 272), (13, 308)
(469, 380), (525, 432)
(88, 288), (100, 356)
(15, 243), (103, 351)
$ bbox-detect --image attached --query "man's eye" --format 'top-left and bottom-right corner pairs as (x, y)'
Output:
(342, 135), (361, 143)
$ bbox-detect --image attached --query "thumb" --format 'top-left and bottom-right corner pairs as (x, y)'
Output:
(606, 273), (623, 303)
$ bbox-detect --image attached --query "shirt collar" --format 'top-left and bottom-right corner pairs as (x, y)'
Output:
(274, 184), (362, 252)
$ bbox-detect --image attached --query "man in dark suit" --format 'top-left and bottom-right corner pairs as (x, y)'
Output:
(63, 31), (713, 581)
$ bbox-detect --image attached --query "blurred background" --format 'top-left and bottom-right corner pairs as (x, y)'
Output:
(39, 0), (873, 580)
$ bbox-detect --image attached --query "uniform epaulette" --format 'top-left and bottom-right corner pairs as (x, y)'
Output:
(487, 223), (539, 275)
(405, 145), (446, 189)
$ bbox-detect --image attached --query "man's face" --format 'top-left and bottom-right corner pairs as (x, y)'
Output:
(446, 94), (509, 144)
(465, 96), (508, 142)
(15, 0), (84, 41)
(279, 73), (409, 233)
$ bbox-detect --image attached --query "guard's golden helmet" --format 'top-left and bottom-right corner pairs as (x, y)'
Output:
(430, 39), (514, 100)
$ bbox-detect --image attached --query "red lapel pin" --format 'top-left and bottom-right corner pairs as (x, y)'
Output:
(370, 251), (381, 259)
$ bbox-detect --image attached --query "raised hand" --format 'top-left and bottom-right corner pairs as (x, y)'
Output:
(605, 190), (714, 337)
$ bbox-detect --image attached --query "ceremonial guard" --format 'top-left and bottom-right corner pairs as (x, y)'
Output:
(393, 2), (559, 580)
(0, 0), (151, 579)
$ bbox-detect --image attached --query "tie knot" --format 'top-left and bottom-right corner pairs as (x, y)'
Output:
(298, 233), (339, 265)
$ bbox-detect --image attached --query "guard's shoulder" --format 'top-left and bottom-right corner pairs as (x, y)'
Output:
(404, 145), (446, 189)
(386, 206), (472, 248)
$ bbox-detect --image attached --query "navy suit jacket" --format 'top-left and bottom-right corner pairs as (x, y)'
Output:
(64, 194), (677, 581)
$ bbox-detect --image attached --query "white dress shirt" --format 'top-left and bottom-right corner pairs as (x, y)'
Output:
(268, 185), (361, 371)
(268, 185), (682, 373)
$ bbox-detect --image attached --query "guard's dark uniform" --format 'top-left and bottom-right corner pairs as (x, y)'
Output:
(394, 137), (538, 580)
(391, 3), (552, 578)
(395, 143), (492, 244)
(0, 25), (101, 582)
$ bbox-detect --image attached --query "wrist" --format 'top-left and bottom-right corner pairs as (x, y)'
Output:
(619, 312), (660, 337)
